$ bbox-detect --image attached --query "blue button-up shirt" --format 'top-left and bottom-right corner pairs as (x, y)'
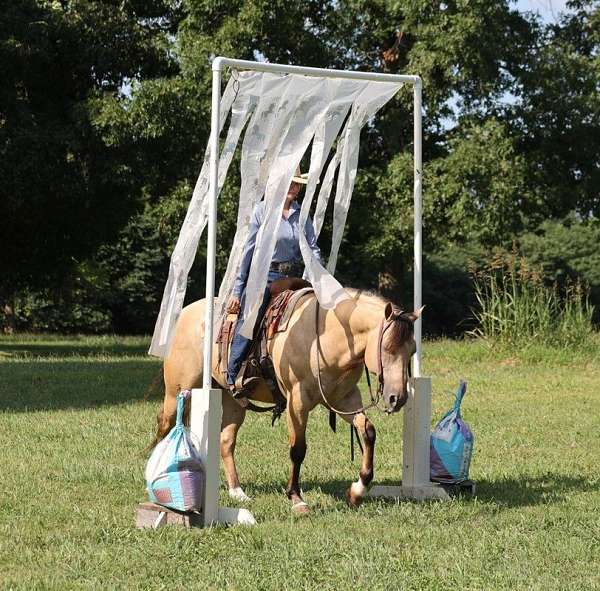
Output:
(232, 200), (321, 296)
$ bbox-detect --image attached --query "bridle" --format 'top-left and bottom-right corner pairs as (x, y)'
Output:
(315, 303), (412, 416)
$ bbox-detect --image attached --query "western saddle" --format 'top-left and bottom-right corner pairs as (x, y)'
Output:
(216, 278), (313, 422)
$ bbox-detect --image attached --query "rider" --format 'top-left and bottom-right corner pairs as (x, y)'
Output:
(226, 168), (321, 397)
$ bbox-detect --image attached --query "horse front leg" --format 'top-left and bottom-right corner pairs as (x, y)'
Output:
(286, 386), (310, 514)
(346, 412), (376, 507)
(338, 387), (376, 507)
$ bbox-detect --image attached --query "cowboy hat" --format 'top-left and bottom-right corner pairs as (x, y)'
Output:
(292, 167), (319, 185)
(292, 166), (309, 185)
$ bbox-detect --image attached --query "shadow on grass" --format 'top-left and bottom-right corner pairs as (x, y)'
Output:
(472, 474), (599, 507)
(245, 474), (599, 509)
(0, 359), (162, 413)
(0, 341), (149, 359)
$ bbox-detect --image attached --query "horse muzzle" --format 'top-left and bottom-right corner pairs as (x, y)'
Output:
(385, 391), (408, 414)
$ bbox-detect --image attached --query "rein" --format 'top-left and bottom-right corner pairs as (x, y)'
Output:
(315, 303), (394, 416)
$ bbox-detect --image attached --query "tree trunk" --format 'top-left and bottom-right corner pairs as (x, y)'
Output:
(2, 301), (16, 334)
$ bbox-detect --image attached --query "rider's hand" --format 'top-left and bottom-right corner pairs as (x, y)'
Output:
(227, 296), (241, 314)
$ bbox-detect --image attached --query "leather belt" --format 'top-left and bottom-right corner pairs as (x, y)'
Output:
(270, 261), (303, 276)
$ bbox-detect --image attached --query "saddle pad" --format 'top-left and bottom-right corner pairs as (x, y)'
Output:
(271, 287), (314, 336)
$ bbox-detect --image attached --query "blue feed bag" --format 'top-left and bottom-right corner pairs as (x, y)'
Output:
(430, 381), (474, 484)
(145, 390), (205, 512)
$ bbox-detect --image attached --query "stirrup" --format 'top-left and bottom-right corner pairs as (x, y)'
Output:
(227, 384), (248, 409)
(232, 376), (261, 400)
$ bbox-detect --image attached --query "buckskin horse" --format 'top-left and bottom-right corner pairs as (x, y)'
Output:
(152, 288), (422, 514)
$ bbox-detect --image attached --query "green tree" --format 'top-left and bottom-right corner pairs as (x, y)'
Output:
(519, 215), (600, 319)
(0, 0), (179, 325)
(99, 0), (536, 304)
(6, 0), (599, 335)
(511, 0), (600, 220)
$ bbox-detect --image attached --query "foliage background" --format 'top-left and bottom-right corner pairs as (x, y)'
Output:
(1, 0), (599, 335)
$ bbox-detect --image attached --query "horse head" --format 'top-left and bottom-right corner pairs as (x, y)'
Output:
(375, 302), (424, 414)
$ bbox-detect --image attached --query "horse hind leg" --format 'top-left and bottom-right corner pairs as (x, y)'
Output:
(337, 387), (376, 508)
(221, 390), (250, 502)
(157, 352), (251, 502)
(148, 367), (180, 449)
(151, 341), (206, 447)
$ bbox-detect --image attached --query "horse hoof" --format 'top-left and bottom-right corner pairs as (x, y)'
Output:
(291, 501), (310, 515)
(228, 487), (252, 503)
(346, 487), (363, 508)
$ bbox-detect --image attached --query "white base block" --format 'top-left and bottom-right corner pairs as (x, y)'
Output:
(191, 388), (256, 527)
(368, 483), (450, 501)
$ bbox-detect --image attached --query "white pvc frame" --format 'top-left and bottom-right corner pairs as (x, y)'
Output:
(189, 58), (451, 527)
(202, 57), (423, 387)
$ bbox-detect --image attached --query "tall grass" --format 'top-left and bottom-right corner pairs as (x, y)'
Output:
(471, 252), (595, 349)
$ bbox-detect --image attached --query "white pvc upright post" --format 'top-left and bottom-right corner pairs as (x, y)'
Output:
(202, 65), (222, 386)
(190, 60), (256, 527)
(413, 79), (423, 378)
(190, 62), (224, 528)
(369, 76), (449, 502)
(401, 81), (448, 499)
(191, 387), (222, 526)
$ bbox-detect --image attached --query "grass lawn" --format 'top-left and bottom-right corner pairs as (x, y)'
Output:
(1, 334), (599, 590)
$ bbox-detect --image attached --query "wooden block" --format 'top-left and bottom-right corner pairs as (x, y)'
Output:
(135, 502), (203, 529)
(369, 483), (450, 501)
(368, 480), (476, 501)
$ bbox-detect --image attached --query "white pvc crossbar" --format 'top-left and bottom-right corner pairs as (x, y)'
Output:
(212, 57), (420, 84)
(202, 57), (423, 388)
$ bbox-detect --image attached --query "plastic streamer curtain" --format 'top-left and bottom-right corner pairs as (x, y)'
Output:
(149, 70), (401, 357)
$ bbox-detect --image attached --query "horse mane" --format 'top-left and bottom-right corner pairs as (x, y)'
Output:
(345, 287), (389, 305)
(346, 288), (414, 351)
(385, 315), (414, 352)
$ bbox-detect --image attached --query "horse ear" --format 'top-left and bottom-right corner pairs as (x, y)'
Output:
(384, 302), (395, 321)
(407, 305), (425, 323)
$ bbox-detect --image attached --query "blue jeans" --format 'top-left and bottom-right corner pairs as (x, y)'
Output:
(226, 271), (283, 385)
